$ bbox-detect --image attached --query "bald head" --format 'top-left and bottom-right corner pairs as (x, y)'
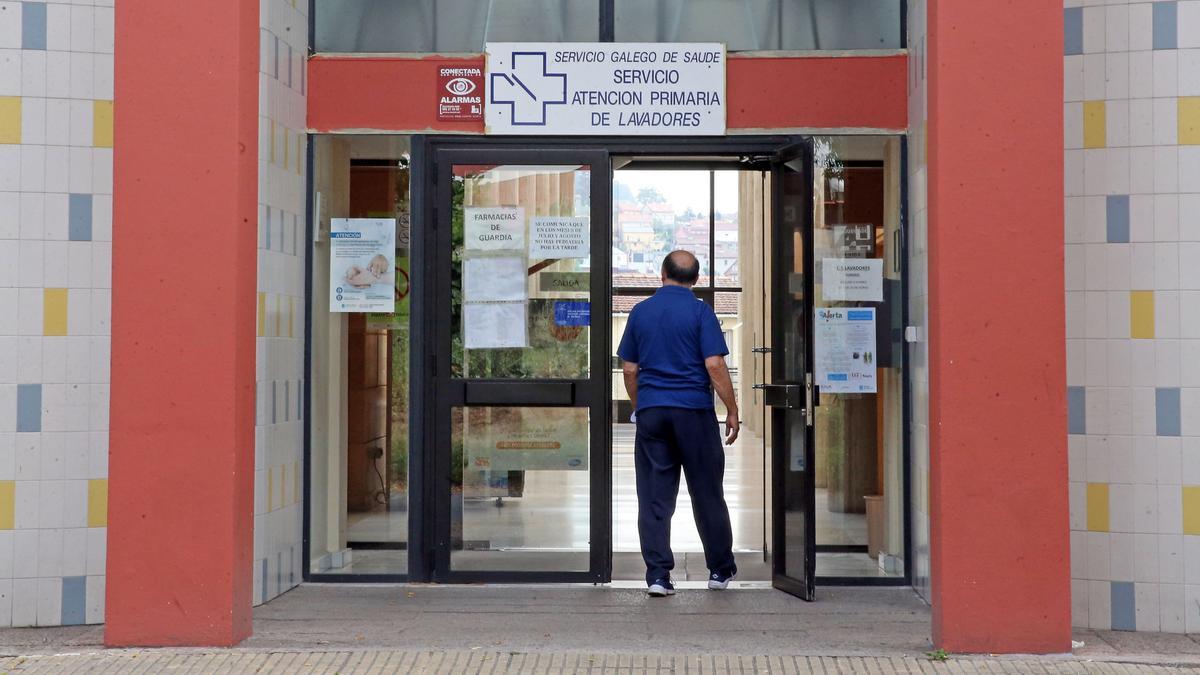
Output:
(661, 250), (700, 287)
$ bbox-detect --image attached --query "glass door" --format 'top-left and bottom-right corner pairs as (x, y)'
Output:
(764, 142), (816, 600)
(430, 147), (611, 582)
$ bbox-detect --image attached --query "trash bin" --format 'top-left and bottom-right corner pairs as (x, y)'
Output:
(864, 495), (884, 560)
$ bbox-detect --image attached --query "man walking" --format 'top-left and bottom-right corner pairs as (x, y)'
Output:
(617, 250), (740, 597)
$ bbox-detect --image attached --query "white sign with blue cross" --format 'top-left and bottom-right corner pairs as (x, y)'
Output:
(484, 43), (726, 136)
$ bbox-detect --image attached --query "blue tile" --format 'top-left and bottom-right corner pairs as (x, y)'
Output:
(1106, 195), (1130, 244)
(1157, 388), (1181, 436)
(1068, 387), (1086, 435)
(1111, 582), (1135, 631)
(271, 381), (277, 425)
(1154, 2), (1177, 50)
(1064, 8), (1083, 56)
(261, 559), (269, 604)
(283, 381), (290, 423)
(21, 2), (46, 50)
(61, 576), (86, 626)
(16, 384), (41, 433)
(265, 206), (272, 250)
(68, 194), (92, 242)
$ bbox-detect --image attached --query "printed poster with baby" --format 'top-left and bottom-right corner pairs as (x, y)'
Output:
(329, 218), (395, 313)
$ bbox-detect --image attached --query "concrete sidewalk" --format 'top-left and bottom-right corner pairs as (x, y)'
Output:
(0, 585), (1197, 672)
(0, 650), (1195, 673)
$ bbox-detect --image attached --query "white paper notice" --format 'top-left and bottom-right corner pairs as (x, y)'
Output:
(822, 258), (884, 302)
(530, 217), (589, 259)
(814, 307), (877, 394)
(464, 301), (527, 349)
(330, 218), (396, 313)
(465, 207), (525, 251)
(464, 257), (527, 302)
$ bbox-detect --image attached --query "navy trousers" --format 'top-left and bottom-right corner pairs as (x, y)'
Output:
(634, 406), (737, 585)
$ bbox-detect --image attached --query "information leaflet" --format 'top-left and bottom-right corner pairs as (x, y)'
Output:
(814, 307), (877, 394)
(329, 218), (395, 313)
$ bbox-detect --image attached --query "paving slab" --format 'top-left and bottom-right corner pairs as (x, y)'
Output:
(0, 650), (1194, 674)
(2, 584), (1200, 671)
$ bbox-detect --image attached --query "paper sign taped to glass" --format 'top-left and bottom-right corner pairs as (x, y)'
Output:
(464, 301), (527, 349)
(821, 257), (883, 302)
(330, 218), (396, 313)
(464, 206), (525, 251)
(464, 407), (589, 473)
(463, 256), (527, 302)
(814, 307), (877, 394)
(530, 216), (589, 258)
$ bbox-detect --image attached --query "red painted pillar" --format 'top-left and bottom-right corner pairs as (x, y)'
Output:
(107, 0), (258, 646)
(925, 0), (1069, 654)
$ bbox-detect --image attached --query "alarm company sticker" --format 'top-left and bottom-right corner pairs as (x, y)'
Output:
(437, 64), (483, 121)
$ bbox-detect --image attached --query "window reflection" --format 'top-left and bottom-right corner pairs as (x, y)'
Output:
(615, 0), (901, 51)
(316, 0), (600, 53)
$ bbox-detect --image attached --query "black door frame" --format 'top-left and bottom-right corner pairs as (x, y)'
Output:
(427, 146), (613, 584)
(767, 141), (817, 600)
(302, 133), (912, 587)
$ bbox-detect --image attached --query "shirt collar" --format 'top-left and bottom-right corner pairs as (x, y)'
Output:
(656, 285), (695, 296)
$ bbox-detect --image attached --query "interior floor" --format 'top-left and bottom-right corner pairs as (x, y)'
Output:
(321, 422), (894, 579)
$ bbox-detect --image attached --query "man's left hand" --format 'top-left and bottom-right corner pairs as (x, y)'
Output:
(724, 413), (740, 445)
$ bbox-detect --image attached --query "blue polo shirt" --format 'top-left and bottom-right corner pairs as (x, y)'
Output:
(617, 285), (729, 411)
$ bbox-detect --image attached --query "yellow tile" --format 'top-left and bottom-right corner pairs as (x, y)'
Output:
(0, 481), (14, 530)
(87, 479), (108, 527)
(1185, 486), (1200, 535)
(93, 100), (113, 148)
(1087, 483), (1109, 532)
(1181, 97), (1200, 145)
(1131, 291), (1155, 339)
(1083, 100), (1106, 149)
(43, 288), (68, 336)
(273, 294), (281, 337)
(257, 292), (266, 337)
(296, 135), (303, 176)
(294, 461), (301, 505)
(282, 127), (289, 171)
(0, 97), (20, 144)
(288, 296), (295, 338)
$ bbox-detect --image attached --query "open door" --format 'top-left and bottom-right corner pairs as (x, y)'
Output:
(762, 141), (816, 600)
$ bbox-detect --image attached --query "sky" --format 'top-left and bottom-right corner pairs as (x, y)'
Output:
(613, 169), (741, 216)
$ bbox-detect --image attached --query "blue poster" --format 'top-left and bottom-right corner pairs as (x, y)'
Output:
(553, 301), (590, 326)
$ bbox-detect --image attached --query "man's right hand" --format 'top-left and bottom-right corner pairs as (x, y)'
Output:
(724, 413), (740, 445)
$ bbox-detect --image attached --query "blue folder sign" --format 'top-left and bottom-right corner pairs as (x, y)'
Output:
(554, 301), (591, 326)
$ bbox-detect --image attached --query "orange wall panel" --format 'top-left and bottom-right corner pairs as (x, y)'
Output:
(108, 0), (259, 646)
(925, 0), (1070, 654)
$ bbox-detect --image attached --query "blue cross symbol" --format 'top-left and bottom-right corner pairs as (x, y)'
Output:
(490, 51), (567, 126)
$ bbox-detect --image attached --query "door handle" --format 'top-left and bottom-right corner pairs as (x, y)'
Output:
(755, 383), (803, 409)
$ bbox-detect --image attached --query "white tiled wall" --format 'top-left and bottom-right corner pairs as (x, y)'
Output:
(253, 0), (306, 606)
(0, 0), (113, 627)
(1065, 0), (1200, 632)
